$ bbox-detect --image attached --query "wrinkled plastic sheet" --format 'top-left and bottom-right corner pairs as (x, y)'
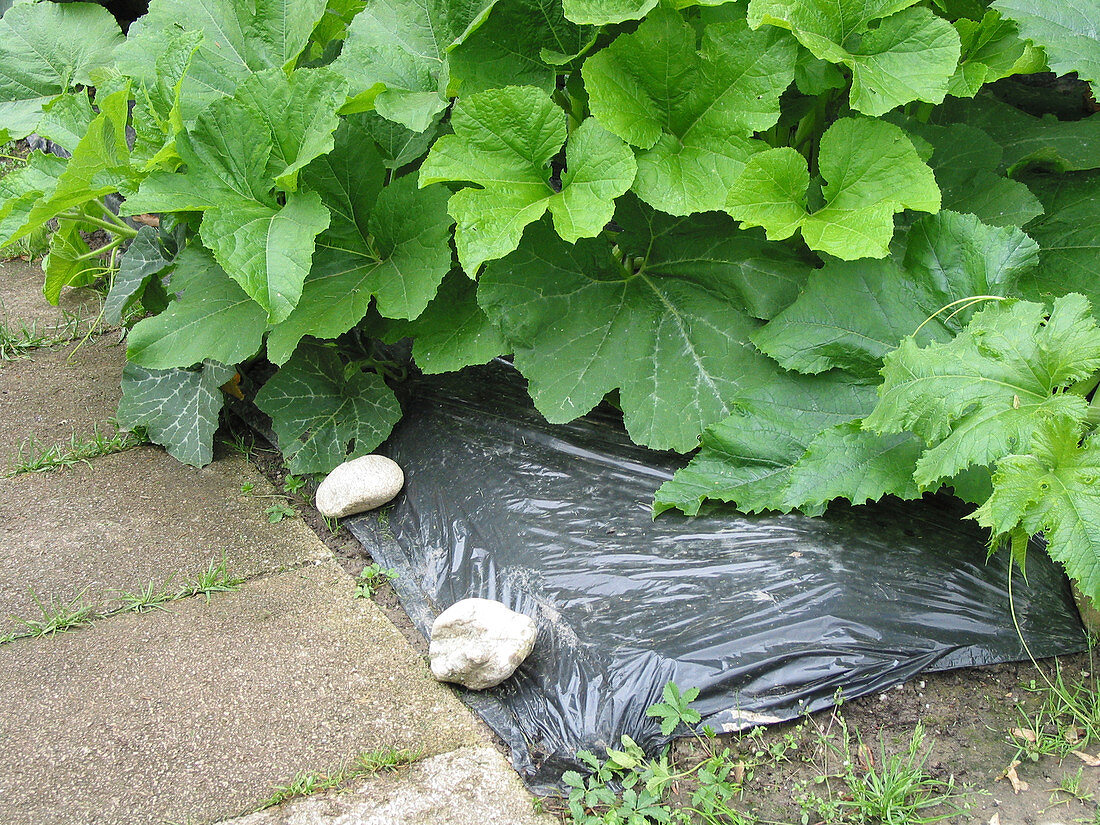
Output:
(345, 362), (1086, 791)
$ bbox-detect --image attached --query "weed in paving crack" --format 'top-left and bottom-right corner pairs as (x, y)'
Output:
(282, 473), (306, 495)
(114, 576), (179, 613)
(0, 313), (82, 360)
(178, 557), (245, 602)
(7, 424), (146, 475)
(253, 747), (423, 811)
(354, 563), (398, 600)
(9, 588), (97, 638)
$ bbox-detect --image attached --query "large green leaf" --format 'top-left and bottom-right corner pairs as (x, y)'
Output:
(947, 10), (1038, 98)
(331, 0), (498, 130)
(563, 0), (656, 25)
(900, 121), (1044, 227)
(1016, 172), (1100, 308)
(254, 342), (403, 474)
(449, 0), (595, 94)
(361, 111), (442, 170)
(994, 0), (1100, 96)
(130, 29), (203, 171)
(974, 419), (1100, 601)
(583, 6), (796, 215)
(727, 116), (939, 259)
(0, 151), (67, 248)
(420, 87), (635, 274)
(653, 373), (877, 516)
(478, 199), (810, 452)
(748, 0), (960, 116)
(118, 0), (328, 121)
(266, 169), (454, 364)
(126, 246), (269, 369)
(865, 294), (1100, 487)
(116, 360), (237, 467)
(383, 270), (508, 373)
(0, 1), (122, 138)
(752, 211), (1039, 379)
(930, 95), (1100, 174)
(42, 217), (98, 304)
(105, 225), (183, 325)
(36, 92), (97, 156)
(126, 70), (341, 321)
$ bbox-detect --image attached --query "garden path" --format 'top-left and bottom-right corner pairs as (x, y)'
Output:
(0, 257), (551, 825)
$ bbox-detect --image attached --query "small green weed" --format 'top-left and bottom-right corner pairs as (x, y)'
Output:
(355, 563), (398, 599)
(322, 513), (341, 535)
(240, 481), (256, 494)
(1010, 656), (1100, 763)
(114, 576), (178, 613)
(9, 588), (96, 638)
(0, 314), (81, 360)
(7, 425), (146, 475)
(253, 746), (423, 811)
(180, 556), (245, 602)
(266, 502), (297, 523)
(282, 474), (306, 495)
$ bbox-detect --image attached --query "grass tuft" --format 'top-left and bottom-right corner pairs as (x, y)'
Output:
(9, 588), (96, 638)
(7, 424), (146, 476)
(254, 746), (424, 811)
(0, 314), (82, 360)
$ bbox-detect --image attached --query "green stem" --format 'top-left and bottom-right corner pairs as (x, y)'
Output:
(93, 198), (137, 230)
(71, 236), (126, 262)
(59, 211), (139, 238)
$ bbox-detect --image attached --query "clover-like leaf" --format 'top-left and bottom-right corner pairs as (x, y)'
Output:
(727, 117), (939, 259)
(865, 294), (1100, 487)
(420, 87), (635, 274)
(749, 0), (960, 116)
(116, 360), (237, 467)
(478, 198), (809, 452)
(254, 342), (403, 474)
(583, 6), (796, 215)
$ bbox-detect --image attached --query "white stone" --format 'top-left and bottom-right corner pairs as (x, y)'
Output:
(429, 599), (537, 690)
(315, 455), (404, 518)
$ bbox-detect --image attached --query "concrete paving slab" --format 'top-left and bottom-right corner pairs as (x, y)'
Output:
(0, 332), (125, 461)
(0, 561), (484, 825)
(218, 746), (553, 825)
(0, 447), (329, 633)
(0, 256), (103, 332)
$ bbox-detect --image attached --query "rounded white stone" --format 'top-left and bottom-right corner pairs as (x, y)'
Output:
(429, 598), (537, 690)
(315, 454), (404, 518)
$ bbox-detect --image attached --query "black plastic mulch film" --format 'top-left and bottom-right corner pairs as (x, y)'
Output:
(345, 361), (1086, 791)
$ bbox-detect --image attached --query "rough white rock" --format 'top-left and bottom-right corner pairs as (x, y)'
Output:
(315, 455), (404, 518)
(429, 599), (537, 690)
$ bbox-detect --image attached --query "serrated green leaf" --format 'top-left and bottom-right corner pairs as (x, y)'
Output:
(361, 111), (442, 170)
(903, 121), (1044, 228)
(479, 200), (811, 452)
(0, 1), (122, 138)
(930, 95), (1100, 174)
(266, 171), (453, 365)
(234, 68), (347, 191)
(36, 92), (97, 156)
(383, 270), (508, 373)
(118, 0), (328, 121)
(0, 152), (67, 248)
(1016, 172), (1100, 309)
(748, 0), (960, 116)
(449, 0), (594, 95)
(420, 88), (635, 273)
(106, 226), (183, 325)
(42, 218), (97, 305)
(126, 245), (269, 369)
(974, 419), (1100, 602)
(11, 86), (133, 244)
(948, 11), (1030, 98)
(993, 0), (1100, 96)
(332, 0), (498, 130)
(130, 29), (203, 171)
(782, 423), (924, 511)
(727, 117), (939, 259)
(254, 342), (403, 474)
(654, 373), (877, 516)
(564, 0), (656, 25)
(116, 360), (237, 467)
(200, 189), (330, 324)
(583, 7), (796, 215)
(866, 294), (1100, 487)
